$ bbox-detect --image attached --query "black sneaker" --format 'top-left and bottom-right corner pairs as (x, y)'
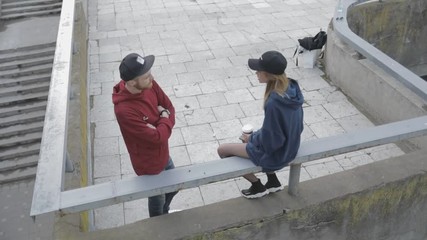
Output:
(265, 178), (283, 193)
(241, 181), (269, 199)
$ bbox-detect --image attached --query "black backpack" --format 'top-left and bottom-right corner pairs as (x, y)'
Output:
(298, 31), (327, 50)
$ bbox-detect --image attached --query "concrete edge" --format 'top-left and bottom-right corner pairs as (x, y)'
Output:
(67, 149), (427, 240)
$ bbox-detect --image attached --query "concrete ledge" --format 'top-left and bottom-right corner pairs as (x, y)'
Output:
(325, 23), (427, 150)
(68, 149), (427, 240)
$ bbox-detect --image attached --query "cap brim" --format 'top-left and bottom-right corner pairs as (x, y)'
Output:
(248, 58), (263, 72)
(139, 55), (155, 75)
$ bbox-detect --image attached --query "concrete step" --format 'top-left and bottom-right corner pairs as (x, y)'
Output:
(0, 142), (41, 161)
(0, 46), (55, 64)
(0, 155), (39, 172)
(1, 2), (62, 15)
(0, 132), (42, 148)
(0, 42), (55, 56)
(0, 100), (47, 118)
(0, 110), (46, 128)
(0, 81), (50, 96)
(0, 8), (61, 20)
(0, 91), (48, 106)
(0, 55), (54, 71)
(2, 0), (61, 9)
(0, 73), (51, 88)
(0, 121), (44, 139)
(0, 165), (37, 184)
(0, 63), (52, 78)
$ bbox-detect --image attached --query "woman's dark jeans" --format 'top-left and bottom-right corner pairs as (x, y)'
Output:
(148, 158), (178, 217)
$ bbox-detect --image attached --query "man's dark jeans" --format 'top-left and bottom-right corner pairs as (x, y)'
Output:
(148, 158), (178, 217)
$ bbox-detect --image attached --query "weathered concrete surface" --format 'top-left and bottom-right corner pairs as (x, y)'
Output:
(62, 149), (427, 240)
(325, 21), (427, 150)
(346, 0), (427, 77)
(0, 16), (59, 51)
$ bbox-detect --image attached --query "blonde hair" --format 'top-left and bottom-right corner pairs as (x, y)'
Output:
(263, 72), (289, 107)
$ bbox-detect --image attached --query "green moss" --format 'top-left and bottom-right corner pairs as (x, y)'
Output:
(185, 174), (427, 239)
(286, 174), (427, 228)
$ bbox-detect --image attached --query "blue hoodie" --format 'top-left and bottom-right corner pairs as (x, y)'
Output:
(246, 79), (304, 172)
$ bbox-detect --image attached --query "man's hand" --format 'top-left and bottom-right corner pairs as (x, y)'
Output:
(157, 105), (170, 118)
(157, 105), (165, 112)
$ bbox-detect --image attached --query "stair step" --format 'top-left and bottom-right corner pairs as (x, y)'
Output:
(0, 165), (37, 184)
(1, 2), (62, 15)
(0, 81), (50, 96)
(0, 132), (42, 148)
(0, 73), (51, 88)
(0, 155), (39, 172)
(2, 0), (61, 9)
(0, 100), (47, 118)
(0, 55), (54, 71)
(0, 121), (44, 138)
(0, 8), (61, 20)
(0, 110), (46, 128)
(0, 46), (55, 64)
(0, 142), (41, 160)
(0, 91), (48, 106)
(0, 42), (55, 55)
(0, 63), (52, 78)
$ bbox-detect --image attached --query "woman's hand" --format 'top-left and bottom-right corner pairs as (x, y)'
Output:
(239, 133), (251, 143)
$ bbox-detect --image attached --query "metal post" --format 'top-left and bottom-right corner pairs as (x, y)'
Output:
(288, 163), (301, 196)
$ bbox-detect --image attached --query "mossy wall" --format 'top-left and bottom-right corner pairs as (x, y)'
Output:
(346, 0), (427, 76)
(186, 174), (427, 240)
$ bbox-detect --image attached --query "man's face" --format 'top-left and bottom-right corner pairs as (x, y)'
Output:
(132, 71), (153, 90)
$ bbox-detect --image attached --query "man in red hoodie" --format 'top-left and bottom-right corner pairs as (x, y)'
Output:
(112, 53), (178, 217)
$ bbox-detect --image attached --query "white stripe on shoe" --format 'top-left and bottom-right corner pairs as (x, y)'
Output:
(266, 185), (284, 193)
(242, 190), (269, 199)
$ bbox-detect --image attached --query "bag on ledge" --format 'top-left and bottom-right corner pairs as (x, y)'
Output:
(293, 30), (327, 68)
(298, 30), (327, 51)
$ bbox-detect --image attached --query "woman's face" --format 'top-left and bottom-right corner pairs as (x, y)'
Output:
(256, 71), (269, 83)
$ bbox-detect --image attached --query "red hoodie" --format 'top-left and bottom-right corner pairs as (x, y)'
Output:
(112, 80), (175, 175)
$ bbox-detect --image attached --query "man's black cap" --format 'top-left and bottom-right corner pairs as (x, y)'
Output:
(119, 53), (155, 81)
(248, 51), (287, 75)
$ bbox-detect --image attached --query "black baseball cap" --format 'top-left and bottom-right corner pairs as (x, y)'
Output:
(248, 51), (287, 75)
(119, 53), (155, 81)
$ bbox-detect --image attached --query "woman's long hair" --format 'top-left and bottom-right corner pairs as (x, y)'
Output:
(263, 72), (289, 107)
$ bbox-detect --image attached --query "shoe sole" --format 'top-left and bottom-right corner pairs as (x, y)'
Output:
(242, 190), (269, 199)
(267, 186), (284, 193)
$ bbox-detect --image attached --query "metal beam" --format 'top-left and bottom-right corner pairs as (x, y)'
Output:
(53, 116), (427, 214)
(30, 0), (75, 217)
(292, 115), (427, 164)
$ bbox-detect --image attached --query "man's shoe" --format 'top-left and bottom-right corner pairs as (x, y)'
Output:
(241, 182), (269, 199)
(265, 179), (284, 193)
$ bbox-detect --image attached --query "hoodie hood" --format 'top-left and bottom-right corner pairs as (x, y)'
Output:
(271, 78), (304, 109)
(112, 80), (141, 105)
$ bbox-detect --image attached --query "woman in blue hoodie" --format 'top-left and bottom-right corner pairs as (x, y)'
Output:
(217, 51), (304, 199)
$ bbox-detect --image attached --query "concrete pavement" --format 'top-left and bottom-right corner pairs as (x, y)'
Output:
(86, 0), (405, 229)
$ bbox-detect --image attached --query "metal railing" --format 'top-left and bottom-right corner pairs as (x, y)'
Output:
(333, 0), (427, 101)
(30, 0), (75, 217)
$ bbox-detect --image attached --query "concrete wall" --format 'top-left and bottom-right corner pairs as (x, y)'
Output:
(346, 0), (427, 77)
(64, 149), (427, 240)
(325, 22), (427, 150)
(55, 1), (91, 237)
